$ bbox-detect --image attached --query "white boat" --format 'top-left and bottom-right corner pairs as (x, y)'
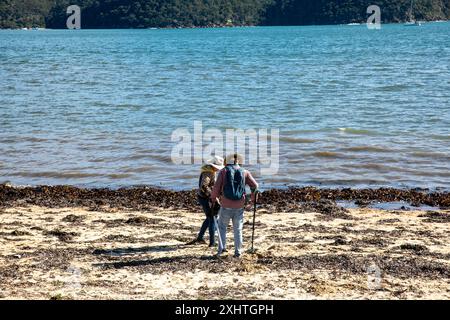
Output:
(404, 21), (422, 26)
(347, 23), (361, 26)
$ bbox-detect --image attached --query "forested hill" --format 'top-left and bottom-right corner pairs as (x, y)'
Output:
(1, 0), (449, 29)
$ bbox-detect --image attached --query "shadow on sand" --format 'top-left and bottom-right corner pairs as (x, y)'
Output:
(92, 244), (183, 257)
(93, 254), (217, 269)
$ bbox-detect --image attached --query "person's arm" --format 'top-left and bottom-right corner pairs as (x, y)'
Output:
(245, 171), (259, 203)
(211, 170), (224, 203)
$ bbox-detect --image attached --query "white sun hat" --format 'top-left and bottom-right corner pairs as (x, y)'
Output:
(207, 156), (225, 170)
(225, 153), (244, 165)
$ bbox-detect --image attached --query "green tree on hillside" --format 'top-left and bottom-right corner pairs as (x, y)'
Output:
(1, 0), (449, 29)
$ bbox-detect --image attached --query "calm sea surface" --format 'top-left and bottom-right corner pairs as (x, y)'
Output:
(1, 23), (449, 190)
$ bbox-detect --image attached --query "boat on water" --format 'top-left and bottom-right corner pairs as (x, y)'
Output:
(404, 0), (422, 26)
(404, 21), (422, 26)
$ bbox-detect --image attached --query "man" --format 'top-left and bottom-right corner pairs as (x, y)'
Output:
(211, 154), (258, 258)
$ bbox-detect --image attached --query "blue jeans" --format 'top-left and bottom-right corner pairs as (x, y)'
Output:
(217, 207), (244, 256)
(198, 196), (216, 246)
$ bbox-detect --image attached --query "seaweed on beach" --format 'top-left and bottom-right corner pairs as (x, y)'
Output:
(44, 229), (79, 242)
(96, 252), (450, 280)
(125, 216), (163, 225)
(303, 200), (351, 219)
(352, 237), (389, 248)
(261, 187), (450, 210)
(32, 248), (91, 271)
(93, 216), (164, 227)
(62, 214), (86, 223)
(0, 185), (199, 211)
(0, 230), (31, 237)
(255, 253), (450, 279)
(399, 243), (429, 253)
(418, 211), (450, 223)
(99, 234), (142, 243)
(1, 199), (449, 299)
(354, 199), (372, 207)
(1, 185), (449, 212)
(93, 219), (126, 227)
(0, 264), (23, 282)
(332, 236), (348, 245)
(377, 218), (401, 224)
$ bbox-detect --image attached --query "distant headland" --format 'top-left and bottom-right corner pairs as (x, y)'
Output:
(1, 0), (449, 29)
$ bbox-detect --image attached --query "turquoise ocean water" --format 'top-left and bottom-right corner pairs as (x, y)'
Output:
(0, 23), (449, 190)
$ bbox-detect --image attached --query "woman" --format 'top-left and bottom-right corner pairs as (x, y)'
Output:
(187, 156), (224, 247)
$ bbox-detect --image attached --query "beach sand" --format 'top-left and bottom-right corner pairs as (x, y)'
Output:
(1, 204), (449, 300)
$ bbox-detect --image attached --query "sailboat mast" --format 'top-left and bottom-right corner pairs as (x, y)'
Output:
(404, 0), (421, 25)
(409, 0), (414, 21)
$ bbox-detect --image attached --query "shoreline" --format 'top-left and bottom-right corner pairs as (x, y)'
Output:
(3, 20), (449, 30)
(1, 184), (449, 211)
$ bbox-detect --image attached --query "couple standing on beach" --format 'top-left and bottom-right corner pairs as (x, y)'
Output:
(190, 154), (259, 258)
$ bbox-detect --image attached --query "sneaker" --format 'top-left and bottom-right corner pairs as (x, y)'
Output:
(233, 253), (242, 259)
(208, 243), (216, 248)
(185, 239), (197, 245)
(213, 253), (223, 259)
(186, 238), (206, 245)
(216, 248), (228, 255)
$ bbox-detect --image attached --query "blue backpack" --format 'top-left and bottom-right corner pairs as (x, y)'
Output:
(223, 165), (246, 200)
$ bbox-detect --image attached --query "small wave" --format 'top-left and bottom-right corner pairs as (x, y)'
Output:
(355, 163), (401, 173)
(408, 170), (450, 178)
(170, 109), (192, 116)
(280, 136), (317, 144)
(428, 134), (450, 141)
(123, 166), (155, 173)
(116, 153), (173, 163)
(88, 158), (106, 163)
(215, 106), (244, 112)
(92, 101), (110, 107)
(24, 79), (41, 84)
(149, 153), (174, 164)
(23, 137), (48, 143)
(283, 129), (332, 135)
(10, 171), (134, 180)
(114, 104), (143, 110)
(342, 145), (391, 153)
(411, 151), (450, 160)
(176, 174), (198, 180)
(11, 171), (100, 179)
(80, 81), (99, 86)
(375, 84), (409, 92)
(310, 151), (344, 158)
(0, 138), (19, 143)
(118, 154), (151, 161)
(338, 128), (380, 136)
(303, 178), (390, 187)
(106, 173), (133, 179)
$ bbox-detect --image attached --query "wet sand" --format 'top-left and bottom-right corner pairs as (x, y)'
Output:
(1, 196), (449, 299)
